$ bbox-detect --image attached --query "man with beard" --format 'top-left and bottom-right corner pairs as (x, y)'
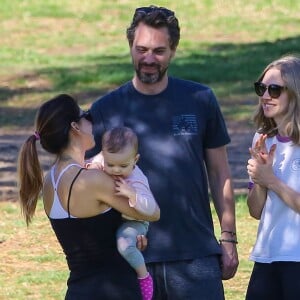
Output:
(88, 5), (238, 300)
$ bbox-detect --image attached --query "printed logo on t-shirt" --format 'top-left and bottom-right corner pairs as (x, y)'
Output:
(172, 115), (198, 136)
(291, 159), (300, 171)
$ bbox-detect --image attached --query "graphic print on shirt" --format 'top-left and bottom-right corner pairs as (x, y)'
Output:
(291, 158), (300, 171)
(172, 114), (198, 136)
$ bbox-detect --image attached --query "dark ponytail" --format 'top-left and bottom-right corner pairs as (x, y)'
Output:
(17, 94), (80, 225)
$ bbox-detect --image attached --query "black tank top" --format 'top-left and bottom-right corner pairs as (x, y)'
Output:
(48, 167), (141, 299)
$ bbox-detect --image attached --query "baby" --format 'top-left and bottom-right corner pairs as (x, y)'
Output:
(87, 126), (158, 300)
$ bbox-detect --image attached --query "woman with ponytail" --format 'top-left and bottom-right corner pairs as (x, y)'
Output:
(17, 94), (159, 299)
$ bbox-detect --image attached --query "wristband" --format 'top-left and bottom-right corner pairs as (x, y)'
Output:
(221, 230), (236, 236)
(219, 238), (238, 244)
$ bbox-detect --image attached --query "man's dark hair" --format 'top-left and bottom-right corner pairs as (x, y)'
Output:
(126, 5), (180, 50)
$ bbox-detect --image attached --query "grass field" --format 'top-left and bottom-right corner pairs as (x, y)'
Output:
(2, 0), (300, 129)
(0, 198), (259, 299)
(1, 0), (300, 299)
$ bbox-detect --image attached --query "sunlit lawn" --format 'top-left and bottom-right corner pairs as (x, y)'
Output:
(0, 197), (258, 299)
(0, 0), (296, 298)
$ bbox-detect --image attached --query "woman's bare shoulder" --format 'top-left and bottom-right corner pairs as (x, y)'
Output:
(76, 168), (115, 197)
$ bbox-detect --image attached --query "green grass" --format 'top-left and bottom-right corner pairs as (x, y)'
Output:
(0, 197), (258, 299)
(2, 0), (300, 128)
(0, 201), (68, 299)
(0, 0), (296, 298)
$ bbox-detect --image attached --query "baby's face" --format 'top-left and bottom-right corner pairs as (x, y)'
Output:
(102, 145), (138, 178)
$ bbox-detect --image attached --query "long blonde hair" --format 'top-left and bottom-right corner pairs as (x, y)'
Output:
(253, 54), (300, 144)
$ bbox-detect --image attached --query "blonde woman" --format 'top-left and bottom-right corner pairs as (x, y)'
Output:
(247, 55), (300, 300)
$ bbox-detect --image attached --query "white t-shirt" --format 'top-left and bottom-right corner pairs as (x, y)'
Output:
(250, 133), (300, 263)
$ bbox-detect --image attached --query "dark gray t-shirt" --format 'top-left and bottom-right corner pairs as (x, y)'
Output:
(88, 77), (230, 263)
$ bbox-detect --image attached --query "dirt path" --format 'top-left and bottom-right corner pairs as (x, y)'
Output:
(0, 122), (253, 201)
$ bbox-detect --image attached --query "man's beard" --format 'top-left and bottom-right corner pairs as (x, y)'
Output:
(136, 62), (168, 84)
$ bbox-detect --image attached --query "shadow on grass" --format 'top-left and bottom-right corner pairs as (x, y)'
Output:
(1, 36), (300, 128)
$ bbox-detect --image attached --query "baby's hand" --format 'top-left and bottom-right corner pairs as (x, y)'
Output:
(115, 177), (136, 200)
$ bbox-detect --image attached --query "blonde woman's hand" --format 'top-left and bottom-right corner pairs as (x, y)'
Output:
(249, 134), (269, 164)
(247, 143), (276, 187)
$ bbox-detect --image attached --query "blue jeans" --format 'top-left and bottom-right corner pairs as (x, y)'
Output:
(116, 220), (149, 270)
(246, 261), (300, 300)
(147, 255), (224, 300)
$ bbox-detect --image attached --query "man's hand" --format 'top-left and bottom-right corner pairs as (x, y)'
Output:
(220, 242), (239, 280)
(136, 235), (147, 251)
